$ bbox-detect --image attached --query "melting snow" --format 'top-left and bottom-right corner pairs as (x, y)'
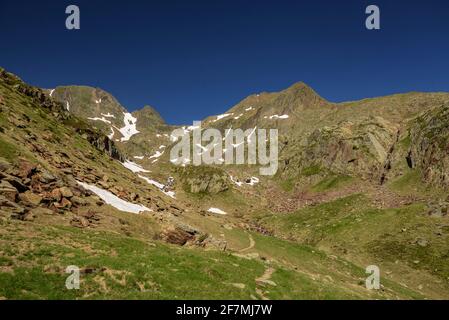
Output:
(230, 176), (243, 187)
(66, 101), (70, 111)
(134, 156), (145, 160)
(95, 98), (102, 104)
(101, 113), (115, 118)
(170, 157), (191, 167)
(76, 181), (151, 214)
(88, 117), (111, 124)
(246, 177), (260, 186)
(108, 127), (115, 139)
(213, 113), (233, 122)
(119, 113), (139, 142)
(207, 208), (227, 215)
(121, 160), (150, 173)
(159, 145), (166, 149)
(245, 107), (253, 112)
(269, 114), (289, 120)
(187, 124), (200, 131)
(234, 113), (243, 120)
(138, 175), (176, 199)
(149, 150), (164, 160)
(49, 89), (55, 97)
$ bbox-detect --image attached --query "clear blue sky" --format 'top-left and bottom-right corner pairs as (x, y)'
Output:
(1, 0), (448, 124)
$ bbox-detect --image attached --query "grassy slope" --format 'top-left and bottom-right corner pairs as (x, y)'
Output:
(256, 193), (449, 299)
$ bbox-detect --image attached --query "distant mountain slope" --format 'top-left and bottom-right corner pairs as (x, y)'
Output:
(48, 85), (175, 163)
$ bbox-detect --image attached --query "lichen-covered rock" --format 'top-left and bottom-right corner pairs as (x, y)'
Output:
(408, 103), (449, 187)
(283, 116), (399, 181)
(179, 166), (229, 194)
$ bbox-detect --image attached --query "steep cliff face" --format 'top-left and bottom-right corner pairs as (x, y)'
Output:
(408, 103), (449, 187)
(280, 116), (399, 181)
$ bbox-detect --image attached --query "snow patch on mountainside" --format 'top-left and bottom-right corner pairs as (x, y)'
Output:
(170, 157), (191, 167)
(265, 114), (289, 120)
(208, 208), (227, 215)
(76, 181), (151, 214)
(88, 117), (112, 124)
(119, 112), (139, 142)
(230, 175), (243, 187)
(246, 177), (260, 186)
(149, 150), (164, 160)
(121, 160), (150, 173)
(108, 128), (115, 139)
(213, 113), (233, 122)
(138, 175), (176, 199)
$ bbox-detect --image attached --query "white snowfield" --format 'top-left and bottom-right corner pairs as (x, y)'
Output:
(133, 156), (145, 160)
(187, 124), (200, 131)
(230, 175), (243, 187)
(138, 175), (176, 199)
(245, 106), (254, 111)
(49, 89), (55, 97)
(88, 117), (112, 124)
(149, 150), (164, 160)
(170, 157), (191, 167)
(207, 207), (227, 215)
(121, 160), (150, 173)
(119, 112), (139, 142)
(66, 101), (70, 111)
(101, 113), (115, 118)
(230, 176), (259, 187)
(234, 113), (243, 120)
(76, 181), (151, 214)
(246, 177), (260, 186)
(159, 145), (166, 149)
(108, 128), (115, 139)
(213, 113), (233, 122)
(95, 98), (102, 104)
(265, 114), (289, 120)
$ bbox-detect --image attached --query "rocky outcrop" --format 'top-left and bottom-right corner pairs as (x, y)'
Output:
(283, 116), (399, 181)
(407, 103), (449, 187)
(0, 158), (92, 220)
(179, 166), (229, 194)
(84, 132), (125, 162)
(0, 68), (69, 118)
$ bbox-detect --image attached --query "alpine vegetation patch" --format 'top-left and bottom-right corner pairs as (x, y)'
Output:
(170, 121), (279, 176)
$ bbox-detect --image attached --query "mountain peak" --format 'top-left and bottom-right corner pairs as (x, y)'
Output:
(133, 105), (166, 127)
(276, 81), (330, 109)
